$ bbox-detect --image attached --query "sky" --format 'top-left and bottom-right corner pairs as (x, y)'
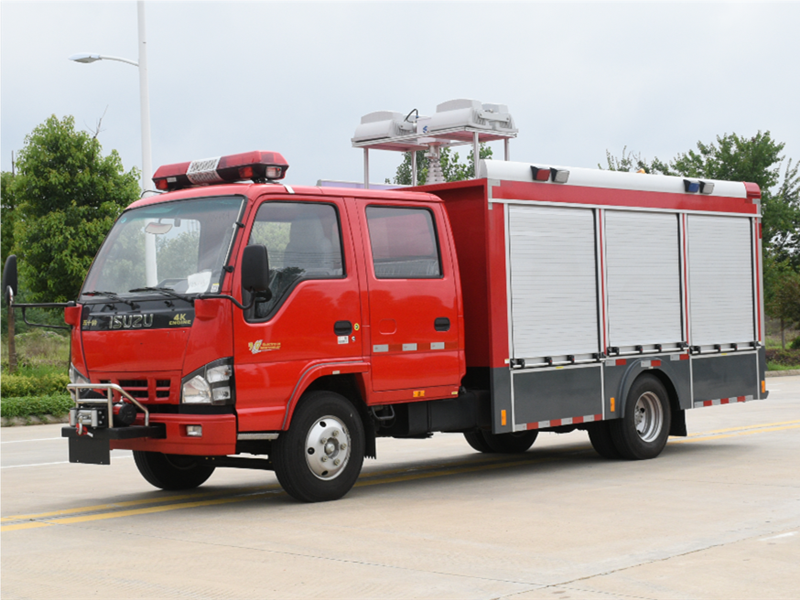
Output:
(2, 1), (800, 190)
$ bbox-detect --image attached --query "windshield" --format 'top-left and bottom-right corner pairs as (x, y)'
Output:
(82, 196), (244, 298)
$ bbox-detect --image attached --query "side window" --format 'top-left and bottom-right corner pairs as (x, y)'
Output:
(366, 206), (442, 279)
(247, 202), (344, 319)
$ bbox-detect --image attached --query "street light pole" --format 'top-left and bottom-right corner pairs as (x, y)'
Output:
(69, 1), (152, 198)
(137, 0), (152, 200)
(69, 1), (157, 285)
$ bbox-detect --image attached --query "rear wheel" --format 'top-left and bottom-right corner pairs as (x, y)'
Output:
(609, 374), (671, 460)
(464, 429), (538, 454)
(587, 422), (621, 459)
(464, 430), (493, 453)
(272, 391), (365, 502)
(133, 451), (215, 490)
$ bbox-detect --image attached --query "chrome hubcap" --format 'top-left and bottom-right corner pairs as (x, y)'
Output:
(634, 391), (663, 442)
(305, 416), (350, 480)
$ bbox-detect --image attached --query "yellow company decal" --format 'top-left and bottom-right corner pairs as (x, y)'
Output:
(249, 339), (281, 355)
(169, 313), (193, 327)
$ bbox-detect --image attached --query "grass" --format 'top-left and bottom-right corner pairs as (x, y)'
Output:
(764, 318), (800, 370)
(1, 329), (70, 370)
(766, 362), (800, 372)
(2, 330), (70, 423)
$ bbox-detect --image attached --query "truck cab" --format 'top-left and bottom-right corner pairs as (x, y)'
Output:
(65, 151), (466, 501)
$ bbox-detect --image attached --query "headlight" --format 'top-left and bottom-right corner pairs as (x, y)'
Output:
(182, 375), (212, 404)
(69, 364), (90, 386)
(181, 358), (235, 405)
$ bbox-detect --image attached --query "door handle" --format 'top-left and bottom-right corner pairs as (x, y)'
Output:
(434, 317), (450, 332)
(334, 320), (353, 336)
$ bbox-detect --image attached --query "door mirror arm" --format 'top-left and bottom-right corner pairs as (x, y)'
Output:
(198, 245), (272, 311)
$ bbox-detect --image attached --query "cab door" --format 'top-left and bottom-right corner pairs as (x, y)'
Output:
(233, 196), (363, 431)
(357, 200), (462, 395)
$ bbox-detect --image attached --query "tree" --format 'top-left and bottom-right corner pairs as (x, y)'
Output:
(765, 256), (800, 348)
(602, 132), (800, 266)
(602, 131), (800, 340)
(12, 115), (140, 302)
(1, 171), (16, 267)
(390, 144), (494, 186)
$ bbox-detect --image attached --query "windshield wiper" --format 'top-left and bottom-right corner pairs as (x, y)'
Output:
(82, 290), (139, 309)
(128, 287), (194, 304)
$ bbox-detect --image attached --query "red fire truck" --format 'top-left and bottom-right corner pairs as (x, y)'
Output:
(2, 150), (768, 502)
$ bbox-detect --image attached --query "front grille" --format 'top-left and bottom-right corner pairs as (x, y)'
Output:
(156, 380), (170, 398)
(97, 376), (176, 403)
(119, 379), (148, 398)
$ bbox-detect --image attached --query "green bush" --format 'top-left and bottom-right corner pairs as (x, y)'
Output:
(1, 372), (69, 397)
(790, 336), (800, 350)
(765, 348), (800, 369)
(1, 394), (73, 418)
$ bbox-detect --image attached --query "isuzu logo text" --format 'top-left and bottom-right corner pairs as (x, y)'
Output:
(110, 314), (154, 330)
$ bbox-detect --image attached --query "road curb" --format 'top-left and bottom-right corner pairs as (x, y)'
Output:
(766, 369), (800, 378)
(1, 415), (69, 427)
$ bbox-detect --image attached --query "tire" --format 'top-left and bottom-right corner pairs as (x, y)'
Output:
(587, 422), (621, 459)
(464, 430), (494, 453)
(609, 374), (671, 460)
(464, 429), (538, 454)
(133, 451), (215, 490)
(272, 391), (365, 502)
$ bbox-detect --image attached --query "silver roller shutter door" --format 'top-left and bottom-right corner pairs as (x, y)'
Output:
(605, 211), (682, 348)
(508, 205), (599, 359)
(688, 215), (755, 345)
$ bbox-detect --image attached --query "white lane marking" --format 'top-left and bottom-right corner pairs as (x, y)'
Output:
(1, 454), (132, 469)
(759, 532), (797, 541)
(0, 437), (64, 444)
(1, 461), (70, 469)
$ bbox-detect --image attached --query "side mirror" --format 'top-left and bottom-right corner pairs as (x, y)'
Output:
(2, 255), (18, 306)
(240, 245), (272, 301)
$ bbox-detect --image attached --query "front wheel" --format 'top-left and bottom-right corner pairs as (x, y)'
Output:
(609, 374), (671, 460)
(133, 451), (215, 490)
(272, 391), (365, 502)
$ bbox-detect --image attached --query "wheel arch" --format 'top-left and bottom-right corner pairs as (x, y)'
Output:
(617, 363), (681, 424)
(284, 369), (376, 459)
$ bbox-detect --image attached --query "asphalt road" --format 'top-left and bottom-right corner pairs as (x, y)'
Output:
(2, 376), (799, 599)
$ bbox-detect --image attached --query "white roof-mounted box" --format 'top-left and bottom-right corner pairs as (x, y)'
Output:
(351, 111), (428, 152)
(351, 99), (518, 189)
(419, 99), (518, 142)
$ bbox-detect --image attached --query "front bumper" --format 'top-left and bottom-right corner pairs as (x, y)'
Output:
(62, 413), (238, 465)
(110, 413), (238, 455)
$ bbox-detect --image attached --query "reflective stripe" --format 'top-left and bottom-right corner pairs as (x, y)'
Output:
(694, 395), (753, 408)
(373, 341), (455, 353)
(520, 413), (603, 431)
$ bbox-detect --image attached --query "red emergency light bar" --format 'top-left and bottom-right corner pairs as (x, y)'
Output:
(152, 151), (289, 191)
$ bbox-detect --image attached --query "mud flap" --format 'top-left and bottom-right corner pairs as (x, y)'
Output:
(62, 423), (166, 465)
(69, 436), (111, 465)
